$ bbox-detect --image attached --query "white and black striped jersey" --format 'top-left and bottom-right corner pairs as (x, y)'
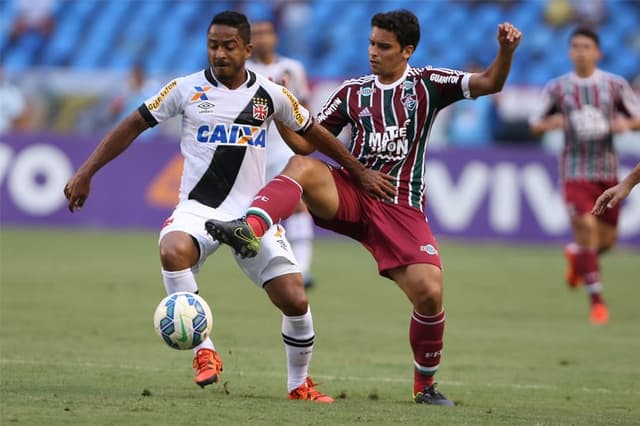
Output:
(138, 68), (312, 217)
(247, 55), (310, 179)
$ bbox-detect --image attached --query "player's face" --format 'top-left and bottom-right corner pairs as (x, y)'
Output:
(207, 24), (252, 87)
(368, 26), (414, 84)
(569, 35), (601, 74)
(251, 22), (277, 58)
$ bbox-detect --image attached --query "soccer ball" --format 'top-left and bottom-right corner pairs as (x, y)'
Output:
(153, 292), (213, 350)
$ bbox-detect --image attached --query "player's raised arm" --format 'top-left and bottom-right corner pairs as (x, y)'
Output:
(64, 110), (149, 212)
(468, 22), (522, 97)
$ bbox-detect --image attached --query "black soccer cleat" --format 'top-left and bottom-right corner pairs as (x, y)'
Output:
(414, 383), (454, 406)
(205, 217), (260, 258)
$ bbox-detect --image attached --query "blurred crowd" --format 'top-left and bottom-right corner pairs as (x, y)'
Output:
(1, 0), (638, 152)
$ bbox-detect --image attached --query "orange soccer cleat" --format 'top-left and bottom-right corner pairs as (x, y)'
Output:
(193, 348), (223, 388)
(590, 303), (609, 325)
(288, 377), (334, 403)
(564, 245), (583, 289)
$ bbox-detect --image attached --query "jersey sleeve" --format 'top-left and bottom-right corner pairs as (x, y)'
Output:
(529, 81), (559, 125)
(271, 85), (313, 134)
(614, 78), (640, 118)
(316, 83), (349, 136)
(137, 78), (183, 127)
(422, 67), (471, 109)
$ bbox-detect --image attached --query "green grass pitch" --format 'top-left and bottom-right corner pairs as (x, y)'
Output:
(1, 228), (638, 425)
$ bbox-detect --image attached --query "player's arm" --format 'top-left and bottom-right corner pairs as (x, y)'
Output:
(592, 162), (640, 215)
(468, 22), (522, 98)
(64, 110), (149, 212)
(302, 121), (396, 201)
(274, 119), (316, 155)
(529, 113), (564, 136)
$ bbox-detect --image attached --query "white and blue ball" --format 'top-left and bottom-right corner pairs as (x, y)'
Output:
(153, 292), (213, 350)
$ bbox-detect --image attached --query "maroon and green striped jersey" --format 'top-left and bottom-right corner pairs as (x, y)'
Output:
(530, 69), (640, 182)
(317, 65), (471, 209)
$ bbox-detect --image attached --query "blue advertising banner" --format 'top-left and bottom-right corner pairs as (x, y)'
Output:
(1, 133), (639, 246)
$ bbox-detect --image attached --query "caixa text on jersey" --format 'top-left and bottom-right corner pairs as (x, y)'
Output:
(196, 124), (267, 147)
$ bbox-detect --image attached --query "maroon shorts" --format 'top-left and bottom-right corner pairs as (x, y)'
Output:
(311, 167), (442, 277)
(563, 179), (620, 226)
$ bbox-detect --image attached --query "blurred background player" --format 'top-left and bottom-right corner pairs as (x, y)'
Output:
(529, 27), (640, 325)
(64, 10), (338, 402)
(247, 18), (316, 289)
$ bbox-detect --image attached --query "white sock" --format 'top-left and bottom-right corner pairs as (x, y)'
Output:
(285, 212), (314, 278)
(161, 268), (215, 353)
(282, 306), (314, 392)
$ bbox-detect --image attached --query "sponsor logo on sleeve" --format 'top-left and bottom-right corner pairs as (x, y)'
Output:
(429, 74), (460, 84)
(148, 80), (178, 111)
(282, 87), (305, 126)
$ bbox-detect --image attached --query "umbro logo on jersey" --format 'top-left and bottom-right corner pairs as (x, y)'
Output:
(191, 85), (212, 102)
(359, 107), (371, 117)
(197, 101), (215, 110)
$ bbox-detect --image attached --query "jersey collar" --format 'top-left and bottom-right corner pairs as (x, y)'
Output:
(204, 68), (257, 89)
(374, 64), (410, 90)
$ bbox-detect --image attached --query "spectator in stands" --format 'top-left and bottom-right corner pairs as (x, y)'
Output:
(0, 69), (30, 133)
(529, 27), (640, 325)
(10, 0), (56, 43)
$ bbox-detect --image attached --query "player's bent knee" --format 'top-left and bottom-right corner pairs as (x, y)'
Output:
(159, 236), (199, 270)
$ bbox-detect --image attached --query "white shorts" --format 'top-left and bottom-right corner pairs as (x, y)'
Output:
(159, 200), (300, 287)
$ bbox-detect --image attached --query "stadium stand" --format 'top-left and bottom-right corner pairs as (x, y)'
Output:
(1, 0), (638, 84)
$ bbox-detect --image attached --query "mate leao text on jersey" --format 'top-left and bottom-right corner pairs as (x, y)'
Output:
(138, 68), (311, 217)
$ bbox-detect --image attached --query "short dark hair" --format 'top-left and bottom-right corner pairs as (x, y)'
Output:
(371, 9), (420, 49)
(570, 27), (600, 48)
(209, 11), (251, 44)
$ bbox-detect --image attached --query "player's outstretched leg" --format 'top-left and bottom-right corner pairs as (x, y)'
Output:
(205, 217), (260, 258)
(414, 383), (454, 406)
(193, 348), (223, 388)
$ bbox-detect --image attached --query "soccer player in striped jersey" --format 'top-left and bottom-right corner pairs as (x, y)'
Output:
(64, 10), (391, 402)
(530, 27), (640, 325)
(206, 10), (522, 405)
(247, 18), (317, 290)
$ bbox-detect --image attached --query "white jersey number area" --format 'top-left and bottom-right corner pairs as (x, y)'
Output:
(138, 68), (311, 217)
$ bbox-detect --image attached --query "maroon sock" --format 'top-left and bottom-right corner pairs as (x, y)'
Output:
(575, 248), (604, 305)
(246, 175), (303, 237)
(410, 310), (445, 395)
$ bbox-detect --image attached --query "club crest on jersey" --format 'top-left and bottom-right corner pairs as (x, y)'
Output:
(191, 85), (212, 102)
(402, 94), (417, 111)
(252, 97), (269, 121)
(196, 124), (266, 147)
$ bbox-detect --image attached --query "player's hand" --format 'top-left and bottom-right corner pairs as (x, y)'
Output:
(354, 168), (396, 202)
(591, 183), (629, 216)
(545, 114), (564, 130)
(64, 172), (91, 213)
(611, 116), (631, 133)
(497, 22), (522, 52)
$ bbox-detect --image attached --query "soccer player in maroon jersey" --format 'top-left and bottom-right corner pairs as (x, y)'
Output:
(206, 10), (521, 405)
(530, 28), (640, 325)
